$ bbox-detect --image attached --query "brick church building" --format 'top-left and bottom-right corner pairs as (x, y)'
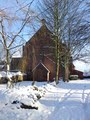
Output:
(11, 22), (83, 81)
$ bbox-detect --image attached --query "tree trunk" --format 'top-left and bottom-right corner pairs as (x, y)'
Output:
(65, 64), (70, 82)
(6, 48), (10, 71)
(55, 39), (60, 84)
(63, 62), (70, 82)
(54, 0), (60, 84)
(32, 46), (36, 85)
(6, 48), (14, 88)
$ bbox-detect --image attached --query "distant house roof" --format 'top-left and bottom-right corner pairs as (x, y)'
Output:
(11, 57), (22, 63)
(73, 69), (83, 73)
(10, 57), (22, 70)
(0, 61), (6, 71)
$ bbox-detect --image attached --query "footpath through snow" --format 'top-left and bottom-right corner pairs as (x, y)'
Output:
(0, 79), (90, 120)
(40, 80), (90, 120)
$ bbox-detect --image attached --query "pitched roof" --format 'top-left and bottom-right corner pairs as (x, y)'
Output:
(32, 62), (50, 73)
(26, 24), (52, 45)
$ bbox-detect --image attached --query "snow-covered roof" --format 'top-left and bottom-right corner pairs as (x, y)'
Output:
(0, 71), (26, 78)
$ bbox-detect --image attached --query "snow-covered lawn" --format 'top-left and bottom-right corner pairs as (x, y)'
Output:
(0, 79), (90, 120)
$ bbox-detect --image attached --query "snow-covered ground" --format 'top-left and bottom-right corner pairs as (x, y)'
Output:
(0, 79), (90, 120)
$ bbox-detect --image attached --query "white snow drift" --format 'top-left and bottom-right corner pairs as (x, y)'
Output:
(0, 79), (90, 120)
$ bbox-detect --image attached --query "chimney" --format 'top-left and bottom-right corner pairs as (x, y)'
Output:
(41, 19), (46, 26)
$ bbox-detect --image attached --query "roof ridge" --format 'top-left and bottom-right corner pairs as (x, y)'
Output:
(26, 24), (50, 45)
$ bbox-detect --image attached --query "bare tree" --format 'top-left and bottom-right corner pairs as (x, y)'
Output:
(39, 0), (90, 82)
(0, 0), (36, 88)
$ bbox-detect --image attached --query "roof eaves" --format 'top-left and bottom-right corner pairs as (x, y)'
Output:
(32, 62), (50, 72)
